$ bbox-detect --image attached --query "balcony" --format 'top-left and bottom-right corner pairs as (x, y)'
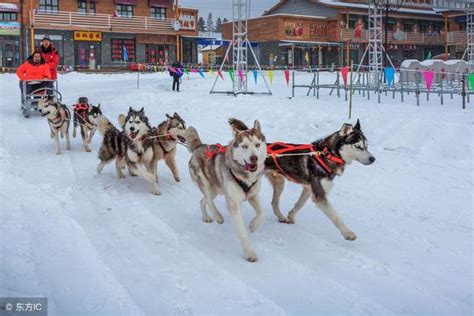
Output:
(341, 29), (466, 45)
(32, 10), (177, 35)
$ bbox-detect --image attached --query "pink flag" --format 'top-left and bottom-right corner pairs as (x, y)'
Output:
(238, 70), (243, 81)
(340, 67), (350, 88)
(217, 69), (224, 80)
(191, 68), (198, 73)
(284, 69), (290, 86)
(423, 70), (435, 92)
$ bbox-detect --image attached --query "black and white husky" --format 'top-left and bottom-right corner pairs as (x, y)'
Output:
(72, 97), (103, 152)
(186, 119), (267, 262)
(96, 107), (160, 195)
(38, 95), (71, 155)
(232, 119), (375, 241)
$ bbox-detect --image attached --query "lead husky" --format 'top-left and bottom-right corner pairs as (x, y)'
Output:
(38, 95), (71, 155)
(186, 119), (267, 262)
(231, 119), (375, 241)
(97, 107), (160, 195)
(72, 97), (103, 152)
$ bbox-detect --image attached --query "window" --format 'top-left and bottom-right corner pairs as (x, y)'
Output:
(116, 4), (133, 18)
(111, 38), (136, 62)
(145, 44), (168, 63)
(0, 12), (17, 21)
(151, 7), (166, 20)
(90, 1), (95, 15)
(39, 0), (59, 13)
(77, 0), (86, 14)
(403, 24), (412, 32)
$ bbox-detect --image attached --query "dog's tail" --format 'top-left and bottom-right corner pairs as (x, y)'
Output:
(185, 126), (202, 153)
(97, 116), (115, 135)
(118, 114), (126, 128)
(229, 118), (249, 131)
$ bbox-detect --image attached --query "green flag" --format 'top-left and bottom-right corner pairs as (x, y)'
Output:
(426, 50), (432, 60)
(468, 74), (474, 91)
(229, 69), (234, 81)
(183, 68), (189, 75)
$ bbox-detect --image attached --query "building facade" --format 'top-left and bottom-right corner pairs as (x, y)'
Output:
(221, 0), (467, 68)
(0, 0), (199, 69)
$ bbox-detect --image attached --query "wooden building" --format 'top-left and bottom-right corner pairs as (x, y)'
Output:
(0, 0), (199, 68)
(221, 0), (467, 68)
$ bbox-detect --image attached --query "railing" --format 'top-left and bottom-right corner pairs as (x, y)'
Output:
(32, 10), (177, 34)
(341, 29), (467, 44)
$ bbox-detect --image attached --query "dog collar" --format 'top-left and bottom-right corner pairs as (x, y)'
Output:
(49, 111), (63, 124)
(229, 169), (258, 195)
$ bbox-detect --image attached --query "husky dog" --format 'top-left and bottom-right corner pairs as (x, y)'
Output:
(186, 119), (267, 262)
(97, 107), (160, 195)
(38, 95), (71, 155)
(73, 97), (103, 152)
(260, 120), (376, 241)
(148, 112), (187, 183)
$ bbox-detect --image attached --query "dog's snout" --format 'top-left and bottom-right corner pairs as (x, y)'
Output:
(129, 126), (135, 132)
(250, 155), (258, 163)
(369, 156), (376, 163)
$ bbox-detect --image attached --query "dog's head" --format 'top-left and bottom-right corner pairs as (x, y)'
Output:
(87, 103), (103, 125)
(229, 118), (267, 173)
(336, 120), (375, 165)
(165, 112), (187, 143)
(123, 107), (151, 140)
(77, 97), (89, 105)
(38, 95), (59, 118)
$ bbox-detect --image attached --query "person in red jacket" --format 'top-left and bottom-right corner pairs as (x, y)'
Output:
(17, 52), (52, 95)
(37, 36), (59, 81)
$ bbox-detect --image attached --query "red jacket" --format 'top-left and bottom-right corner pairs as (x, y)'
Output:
(16, 58), (52, 81)
(38, 45), (59, 79)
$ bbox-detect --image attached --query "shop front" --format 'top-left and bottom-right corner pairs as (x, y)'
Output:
(137, 34), (175, 64)
(74, 31), (102, 68)
(0, 3), (21, 68)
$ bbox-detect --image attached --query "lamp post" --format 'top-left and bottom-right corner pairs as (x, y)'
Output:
(375, 0), (403, 68)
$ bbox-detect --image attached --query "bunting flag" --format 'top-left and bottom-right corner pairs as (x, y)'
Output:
(268, 70), (274, 85)
(198, 69), (205, 78)
(229, 69), (234, 81)
(183, 68), (189, 75)
(384, 67), (395, 86)
(340, 67), (350, 88)
(238, 70), (243, 81)
(191, 68), (198, 73)
(253, 70), (258, 84)
(217, 69), (224, 80)
(305, 51), (309, 64)
(284, 69), (290, 86)
(468, 74), (474, 90)
(153, 66), (157, 72)
(423, 70), (435, 92)
(426, 50), (432, 60)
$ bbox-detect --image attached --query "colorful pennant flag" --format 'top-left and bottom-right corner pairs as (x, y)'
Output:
(217, 69), (224, 80)
(268, 70), (274, 85)
(340, 67), (349, 88)
(384, 67), (395, 86)
(253, 70), (258, 84)
(467, 74), (474, 90)
(238, 70), (243, 81)
(198, 69), (205, 78)
(229, 69), (234, 81)
(284, 69), (290, 86)
(423, 70), (435, 92)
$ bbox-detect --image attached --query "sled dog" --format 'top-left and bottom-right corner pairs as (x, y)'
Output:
(38, 94), (71, 155)
(73, 97), (103, 152)
(186, 119), (267, 262)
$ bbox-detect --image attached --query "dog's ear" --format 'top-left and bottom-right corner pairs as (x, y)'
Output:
(139, 107), (144, 113)
(173, 112), (180, 118)
(97, 103), (101, 109)
(354, 119), (361, 130)
(253, 120), (262, 133)
(118, 114), (126, 128)
(166, 113), (172, 120)
(128, 106), (133, 113)
(339, 123), (353, 136)
(231, 125), (241, 137)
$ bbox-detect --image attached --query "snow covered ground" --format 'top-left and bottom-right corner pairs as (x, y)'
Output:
(0, 71), (472, 315)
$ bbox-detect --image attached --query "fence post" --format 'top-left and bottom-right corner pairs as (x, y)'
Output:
(317, 69), (320, 99)
(461, 77), (466, 110)
(416, 72), (420, 106)
(440, 76), (443, 105)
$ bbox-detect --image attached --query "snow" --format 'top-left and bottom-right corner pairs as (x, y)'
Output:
(0, 71), (472, 315)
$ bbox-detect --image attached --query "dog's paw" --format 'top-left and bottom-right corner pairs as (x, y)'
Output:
(245, 250), (258, 262)
(214, 213), (224, 224)
(55, 151), (61, 155)
(174, 176), (181, 182)
(151, 189), (161, 196)
(201, 216), (213, 223)
(343, 230), (357, 241)
(66, 146), (71, 150)
(117, 173), (125, 179)
(249, 216), (262, 233)
(85, 147), (92, 152)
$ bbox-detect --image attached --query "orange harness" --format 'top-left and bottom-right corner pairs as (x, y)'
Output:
(205, 143), (227, 161)
(266, 142), (345, 182)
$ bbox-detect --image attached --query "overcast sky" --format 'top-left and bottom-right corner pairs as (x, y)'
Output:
(180, 0), (278, 19)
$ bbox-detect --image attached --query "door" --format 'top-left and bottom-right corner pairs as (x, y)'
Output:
(1, 41), (16, 68)
(76, 42), (100, 68)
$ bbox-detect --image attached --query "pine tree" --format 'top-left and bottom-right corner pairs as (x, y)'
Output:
(198, 17), (206, 32)
(206, 12), (215, 32)
(215, 18), (222, 32)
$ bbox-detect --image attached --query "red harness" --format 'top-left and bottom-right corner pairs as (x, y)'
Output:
(205, 143), (227, 161)
(267, 142), (345, 181)
(73, 103), (89, 112)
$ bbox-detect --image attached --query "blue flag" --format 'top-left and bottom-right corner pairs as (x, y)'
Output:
(253, 70), (258, 84)
(122, 45), (128, 62)
(384, 67), (395, 86)
(198, 69), (205, 78)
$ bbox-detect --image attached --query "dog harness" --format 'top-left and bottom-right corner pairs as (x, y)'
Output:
(266, 142), (345, 181)
(229, 170), (258, 194)
(73, 103), (95, 129)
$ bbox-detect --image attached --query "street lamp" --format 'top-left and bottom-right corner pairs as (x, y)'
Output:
(374, 0), (403, 67)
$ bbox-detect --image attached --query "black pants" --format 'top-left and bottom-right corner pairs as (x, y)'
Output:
(172, 76), (180, 91)
(19, 81), (49, 95)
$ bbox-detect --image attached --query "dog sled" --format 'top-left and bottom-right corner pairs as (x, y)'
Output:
(20, 79), (62, 118)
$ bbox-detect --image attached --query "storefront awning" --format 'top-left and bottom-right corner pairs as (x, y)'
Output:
(196, 39), (258, 47)
(0, 3), (19, 12)
(280, 40), (341, 47)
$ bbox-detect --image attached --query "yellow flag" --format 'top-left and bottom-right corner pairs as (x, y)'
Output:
(268, 70), (274, 84)
(305, 51), (309, 64)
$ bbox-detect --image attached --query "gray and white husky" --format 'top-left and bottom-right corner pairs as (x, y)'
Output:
(97, 107), (160, 195)
(38, 95), (71, 155)
(186, 119), (267, 262)
(232, 119), (375, 241)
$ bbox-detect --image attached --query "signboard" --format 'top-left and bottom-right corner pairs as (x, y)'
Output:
(0, 21), (20, 35)
(74, 31), (102, 42)
(179, 14), (195, 31)
(284, 22), (304, 38)
(310, 23), (326, 39)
